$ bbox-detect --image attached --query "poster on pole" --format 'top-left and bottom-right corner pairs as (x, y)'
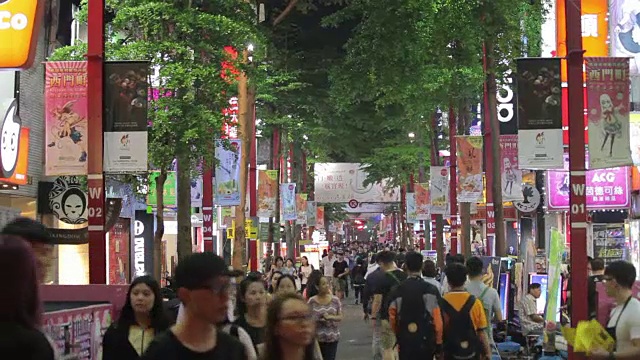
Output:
(280, 183), (297, 221)
(585, 57), (633, 169)
(516, 58), (564, 169)
(414, 183), (431, 220)
(307, 201), (317, 226)
(296, 193), (308, 224)
(456, 136), (484, 203)
(406, 193), (417, 223)
(108, 217), (130, 285)
(103, 61), (149, 173)
(429, 166), (449, 214)
(44, 61), (88, 176)
(316, 206), (325, 230)
(214, 140), (241, 206)
(499, 135), (524, 201)
(257, 170), (278, 217)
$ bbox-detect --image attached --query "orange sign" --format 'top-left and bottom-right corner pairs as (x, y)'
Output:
(556, 0), (609, 82)
(0, 0), (44, 69)
(0, 127), (29, 185)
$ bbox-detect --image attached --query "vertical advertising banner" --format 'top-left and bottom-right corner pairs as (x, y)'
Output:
(103, 62), (149, 173)
(516, 58), (564, 169)
(545, 228), (564, 325)
(214, 140), (241, 206)
(500, 135), (524, 201)
(108, 218), (131, 285)
(307, 201), (317, 226)
(429, 166), (449, 214)
(44, 61), (88, 176)
(316, 206), (325, 230)
(586, 57), (633, 169)
(133, 210), (154, 278)
(456, 136), (484, 202)
(610, 0), (640, 76)
(296, 193), (308, 224)
(280, 183), (297, 221)
(414, 183), (431, 220)
(406, 192), (417, 223)
(257, 170), (278, 217)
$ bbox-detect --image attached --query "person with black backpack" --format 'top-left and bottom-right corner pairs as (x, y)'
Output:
(440, 263), (491, 360)
(388, 251), (443, 360)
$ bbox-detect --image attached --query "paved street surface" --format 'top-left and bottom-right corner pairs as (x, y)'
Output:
(336, 292), (371, 360)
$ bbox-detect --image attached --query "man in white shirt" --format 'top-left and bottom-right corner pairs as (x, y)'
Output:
(321, 249), (336, 279)
(592, 261), (640, 359)
(516, 283), (544, 335)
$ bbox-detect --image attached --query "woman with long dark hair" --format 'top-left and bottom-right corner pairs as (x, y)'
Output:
(0, 235), (55, 359)
(235, 273), (267, 351)
(260, 293), (317, 360)
(299, 256), (313, 293)
(275, 274), (298, 295)
(308, 276), (343, 360)
(102, 275), (170, 360)
(303, 270), (323, 300)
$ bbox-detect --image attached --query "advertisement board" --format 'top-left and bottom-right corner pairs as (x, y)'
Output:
(313, 163), (399, 203)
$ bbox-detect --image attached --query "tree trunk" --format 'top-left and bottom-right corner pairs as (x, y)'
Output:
(458, 100), (472, 258)
(233, 51), (250, 270)
(485, 41), (506, 257)
(176, 154), (193, 260)
(435, 215), (445, 268)
(153, 170), (167, 280)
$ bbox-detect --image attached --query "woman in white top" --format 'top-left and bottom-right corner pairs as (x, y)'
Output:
(299, 256), (314, 292)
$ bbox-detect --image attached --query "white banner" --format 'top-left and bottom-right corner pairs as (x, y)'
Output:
(429, 166), (449, 215)
(103, 132), (148, 173)
(314, 163), (400, 203)
(517, 129), (564, 169)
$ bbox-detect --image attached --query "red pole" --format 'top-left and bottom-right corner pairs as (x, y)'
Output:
(203, 165), (214, 252)
(87, 0), (106, 284)
(483, 43), (496, 256)
(431, 113), (439, 251)
(566, 1), (588, 357)
(249, 104), (258, 271)
(449, 104), (458, 255)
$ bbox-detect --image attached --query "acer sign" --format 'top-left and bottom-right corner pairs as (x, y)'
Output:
(0, 0), (44, 69)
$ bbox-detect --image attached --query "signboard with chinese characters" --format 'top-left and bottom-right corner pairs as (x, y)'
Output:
(313, 163), (400, 203)
(556, 0), (609, 82)
(546, 153), (630, 210)
(222, 96), (239, 139)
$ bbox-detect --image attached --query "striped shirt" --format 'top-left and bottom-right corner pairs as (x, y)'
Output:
(308, 295), (342, 343)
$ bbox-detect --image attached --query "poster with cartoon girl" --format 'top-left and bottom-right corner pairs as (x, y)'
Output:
(586, 57), (633, 169)
(456, 136), (484, 202)
(499, 135), (524, 201)
(44, 62), (88, 176)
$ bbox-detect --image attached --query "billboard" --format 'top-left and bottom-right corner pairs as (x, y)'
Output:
(313, 163), (400, 203)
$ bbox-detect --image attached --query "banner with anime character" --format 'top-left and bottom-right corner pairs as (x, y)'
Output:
(499, 135), (523, 201)
(456, 136), (483, 203)
(45, 61), (88, 176)
(414, 183), (431, 220)
(586, 57), (633, 169)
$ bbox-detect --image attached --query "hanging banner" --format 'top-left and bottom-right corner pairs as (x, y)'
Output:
(132, 210), (154, 278)
(406, 192), (417, 223)
(108, 217), (131, 285)
(307, 201), (317, 226)
(214, 140), (241, 206)
(103, 61), (149, 173)
(516, 58), (564, 169)
(545, 228), (564, 326)
(280, 183), (297, 221)
(586, 57), (633, 169)
(429, 166), (449, 214)
(44, 61), (88, 176)
(316, 206), (325, 230)
(500, 135), (524, 201)
(609, 0), (640, 76)
(147, 171), (177, 206)
(414, 183), (430, 220)
(456, 136), (484, 202)
(190, 175), (203, 208)
(257, 170), (278, 218)
(296, 193), (308, 224)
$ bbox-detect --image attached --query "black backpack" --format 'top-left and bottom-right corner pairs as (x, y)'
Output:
(394, 278), (438, 360)
(441, 295), (482, 360)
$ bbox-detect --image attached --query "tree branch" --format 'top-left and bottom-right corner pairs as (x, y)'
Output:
(273, 0), (300, 26)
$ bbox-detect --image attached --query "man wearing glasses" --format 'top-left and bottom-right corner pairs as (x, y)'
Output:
(142, 252), (247, 360)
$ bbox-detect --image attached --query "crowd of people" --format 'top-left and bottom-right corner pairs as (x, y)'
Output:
(3, 219), (640, 360)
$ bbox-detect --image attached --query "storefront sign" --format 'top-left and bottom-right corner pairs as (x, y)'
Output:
(514, 184), (541, 213)
(0, 100), (28, 185)
(48, 176), (88, 225)
(547, 154), (630, 210)
(133, 210), (154, 277)
(0, 0), (44, 69)
(497, 73), (517, 135)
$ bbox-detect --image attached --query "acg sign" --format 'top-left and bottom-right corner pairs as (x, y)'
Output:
(497, 73), (518, 135)
(0, 0), (44, 69)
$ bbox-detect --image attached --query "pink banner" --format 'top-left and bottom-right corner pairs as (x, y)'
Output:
(586, 57), (633, 169)
(414, 183), (430, 220)
(316, 206), (325, 230)
(456, 136), (484, 202)
(499, 135), (524, 201)
(45, 61), (88, 176)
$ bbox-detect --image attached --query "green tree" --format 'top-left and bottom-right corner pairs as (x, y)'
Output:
(52, 0), (259, 277)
